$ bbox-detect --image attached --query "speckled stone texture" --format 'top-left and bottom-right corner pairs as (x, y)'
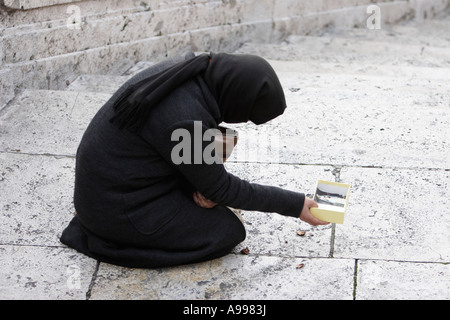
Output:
(1, 10), (449, 300)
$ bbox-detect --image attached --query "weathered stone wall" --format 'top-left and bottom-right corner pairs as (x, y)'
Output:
(1, 0), (449, 110)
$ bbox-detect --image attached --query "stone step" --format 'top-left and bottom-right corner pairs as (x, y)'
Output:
(275, 68), (450, 94)
(0, 2), (197, 64)
(227, 85), (450, 169)
(269, 59), (450, 80)
(66, 61), (155, 93)
(0, 152), (76, 247)
(316, 17), (450, 49)
(1, 0), (250, 65)
(2, 60), (449, 301)
(1, 151), (448, 299)
(89, 255), (449, 299)
(67, 74), (129, 94)
(335, 166), (450, 262)
(236, 35), (450, 70)
(3, 59), (448, 171)
(0, 243), (97, 299)
(224, 63), (450, 169)
(90, 255), (356, 299)
(2, 2), (450, 303)
(65, 54), (450, 96)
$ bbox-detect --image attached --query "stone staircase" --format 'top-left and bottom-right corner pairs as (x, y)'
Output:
(0, 12), (449, 300)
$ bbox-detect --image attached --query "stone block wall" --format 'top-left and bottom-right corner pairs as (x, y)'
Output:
(1, 0), (449, 110)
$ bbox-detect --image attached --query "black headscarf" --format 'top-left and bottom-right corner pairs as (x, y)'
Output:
(204, 52), (286, 125)
(111, 53), (286, 132)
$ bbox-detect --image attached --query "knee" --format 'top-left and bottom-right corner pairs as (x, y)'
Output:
(216, 206), (246, 247)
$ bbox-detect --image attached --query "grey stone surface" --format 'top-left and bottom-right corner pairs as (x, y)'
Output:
(3, 0), (82, 10)
(67, 74), (129, 94)
(227, 71), (450, 169)
(1, 10), (449, 300)
(357, 260), (449, 300)
(229, 16), (450, 171)
(3, 0), (449, 110)
(0, 153), (75, 246)
(224, 163), (336, 258)
(335, 167), (450, 262)
(0, 245), (96, 300)
(90, 256), (355, 300)
(0, 90), (110, 156)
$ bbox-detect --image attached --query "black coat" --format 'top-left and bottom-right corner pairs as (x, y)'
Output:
(60, 53), (305, 268)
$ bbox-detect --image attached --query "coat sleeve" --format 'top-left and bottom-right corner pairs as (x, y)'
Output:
(143, 119), (305, 218)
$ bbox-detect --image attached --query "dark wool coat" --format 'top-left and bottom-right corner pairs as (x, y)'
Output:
(60, 53), (305, 268)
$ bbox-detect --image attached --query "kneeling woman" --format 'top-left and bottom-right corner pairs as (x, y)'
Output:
(60, 52), (328, 268)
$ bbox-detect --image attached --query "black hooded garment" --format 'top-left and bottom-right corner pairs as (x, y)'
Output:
(60, 52), (306, 268)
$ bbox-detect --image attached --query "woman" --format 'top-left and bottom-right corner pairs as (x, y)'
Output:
(60, 52), (328, 268)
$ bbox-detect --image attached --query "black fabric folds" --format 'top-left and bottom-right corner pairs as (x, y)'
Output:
(110, 53), (211, 132)
(110, 52), (287, 132)
(204, 52), (287, 124)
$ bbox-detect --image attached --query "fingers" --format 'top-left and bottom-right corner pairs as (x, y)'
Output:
(304, 197), (318, 208)
(308, 216), (330, 226)
(193, 191), (200, 206)
(300, 197), (330, 226)
(300, 213), (330, 226)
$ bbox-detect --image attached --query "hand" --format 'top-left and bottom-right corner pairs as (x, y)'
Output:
(300, 197), (330, 226)
(193, 191), (217, 209)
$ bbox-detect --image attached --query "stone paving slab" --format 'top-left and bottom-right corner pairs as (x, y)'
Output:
(276, 71), (450, 96)
(322, 15), (450, 49)
(236, 30), (450, 70)
(0, 90), (110, 156)
(0, 152), (75, 246)
(227, 82), (450, 169)
(6, 72), (449, 171)
(67, 75), (129, 94)
(225, 163), (336, 257)
(356, 260), (449, 300)
(231, 210), (332, 258)
(270, 59), (450, 79)
(89, 255), (355, 300)
(334, 166), (450, 262)
(66, 61), (158, 94)
(0, 245), (97, 300)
